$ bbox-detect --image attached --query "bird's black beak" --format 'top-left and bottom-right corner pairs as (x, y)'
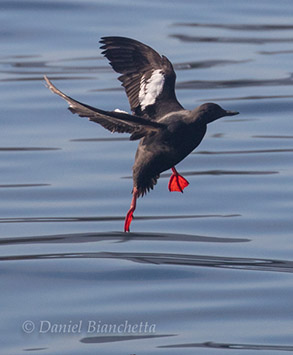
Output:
(225, 110), (239, 116)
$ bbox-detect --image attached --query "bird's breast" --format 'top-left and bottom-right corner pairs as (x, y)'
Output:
(133, 123), (207, 178)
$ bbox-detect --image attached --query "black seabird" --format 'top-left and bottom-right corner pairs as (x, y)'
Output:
(44, 36), (239, 232)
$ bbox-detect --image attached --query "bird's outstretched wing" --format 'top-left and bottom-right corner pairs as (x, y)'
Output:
(44, 76), (164, 140)
(100, 36), (183, 120)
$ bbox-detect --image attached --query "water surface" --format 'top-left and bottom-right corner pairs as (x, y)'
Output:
(1, 1), (293, 354)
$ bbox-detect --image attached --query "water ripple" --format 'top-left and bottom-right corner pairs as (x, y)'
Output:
(0, 76), (92, 82)
(172, 22), (293, 31)
(174, 59), (250, 70)
(0, 147), (60, 152)
(253, 135), (293, 139)
(80, 334), (175, 344)
(158, 340), (293, 351)
(161, 170), (278, 177)
(70, 137), (129, 143)
(177, 76), (293, 90)
(0, 1), (82, 11)
(123, 169), (278, 180)
(0, 183), (50, 188)
(196, 148), (293, 155)
(171, 33), (293, 45)
(0, 213), (240, 224)
(200, 94), (293, 101)
(0, 231), (249, 245)
(1, 251), (292, 273)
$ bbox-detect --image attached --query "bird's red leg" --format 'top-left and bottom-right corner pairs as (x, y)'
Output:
(124, 187), (138, 232)
(168, 167), (189, 193)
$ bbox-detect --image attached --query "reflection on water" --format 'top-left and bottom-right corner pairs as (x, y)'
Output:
(172, 22), (293, 31)
(0, 55), (107, 82)
(171, 33), (293, 45)
(1, 231), (292, 274)
(0, 231), (249, 245)
(158, 341), (293, 351)
(80, 334), (175, 344)
(0, 213), (240, 224)
(0, 147), (60, 151)
(176, 76), (293, 90)
(174, 59), (250, 70)
(203, 94), (293, 101)
(196, 148), (293, 155)
(3, 249), (293, 274)
(0, 183), (50, 188)
(70, 137), (129, 142)
(259, 49), (293, 55)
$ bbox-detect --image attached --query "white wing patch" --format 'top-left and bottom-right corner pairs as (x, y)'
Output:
(114, 108), (128, 114)
(138, 69), (165, 110)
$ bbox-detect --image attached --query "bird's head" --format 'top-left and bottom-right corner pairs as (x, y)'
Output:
(193, 103), (239, 124)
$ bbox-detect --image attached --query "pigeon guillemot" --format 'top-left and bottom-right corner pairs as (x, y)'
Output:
(44, 36), (239, 232)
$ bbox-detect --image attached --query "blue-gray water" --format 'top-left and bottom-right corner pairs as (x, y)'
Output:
(1, 1), (293, 354)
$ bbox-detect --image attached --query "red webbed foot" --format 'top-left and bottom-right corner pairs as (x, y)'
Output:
(168, 167), (189, 193)
(124, 187), (138, 232)
(124, 208), (134, 232)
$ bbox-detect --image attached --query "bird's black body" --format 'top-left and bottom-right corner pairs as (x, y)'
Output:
(133, 110), (207, 196)
(44, 36), (239, 231)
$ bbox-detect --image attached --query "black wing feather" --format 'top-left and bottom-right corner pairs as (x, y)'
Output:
(44, 76), (163, 140)
(100, 36), (183, 120)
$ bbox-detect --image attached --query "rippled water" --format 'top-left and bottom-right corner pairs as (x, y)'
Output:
(1, 1), (293, 354)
